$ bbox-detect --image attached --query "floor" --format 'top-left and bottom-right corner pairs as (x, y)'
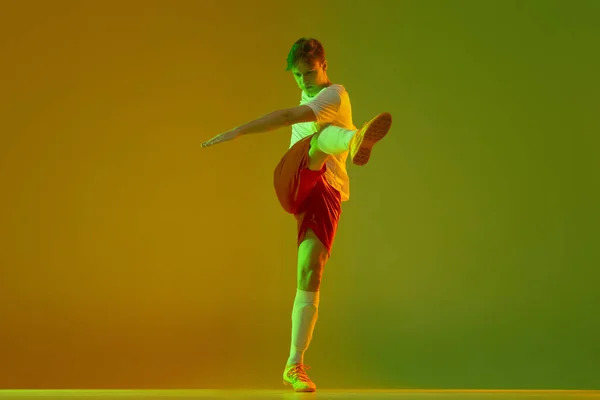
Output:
(0, 390), (598, 400)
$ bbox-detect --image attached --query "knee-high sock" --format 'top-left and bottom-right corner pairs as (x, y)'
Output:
(316, 125), (356, 155)
(287, 289), (320, 366)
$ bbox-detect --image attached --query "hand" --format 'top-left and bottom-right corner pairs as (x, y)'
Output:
(201, 128), (242, 148)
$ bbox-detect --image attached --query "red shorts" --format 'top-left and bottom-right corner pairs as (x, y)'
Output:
(273, 135), (342, 255)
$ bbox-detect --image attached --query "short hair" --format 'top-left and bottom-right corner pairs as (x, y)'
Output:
(285, 37), (326, 71)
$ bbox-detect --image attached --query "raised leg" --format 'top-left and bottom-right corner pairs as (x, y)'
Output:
(307, 131), (330, 171)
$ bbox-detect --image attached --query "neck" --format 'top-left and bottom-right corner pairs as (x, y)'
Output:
(306, 81), (332, 98)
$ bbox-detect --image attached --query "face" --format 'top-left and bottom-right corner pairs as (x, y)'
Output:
(291, 59), (329, 97)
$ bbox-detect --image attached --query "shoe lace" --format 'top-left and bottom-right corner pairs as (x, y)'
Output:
(289, 363), (312, 383)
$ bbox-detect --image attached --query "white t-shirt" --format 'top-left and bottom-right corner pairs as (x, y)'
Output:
(290, 84), (356, 202)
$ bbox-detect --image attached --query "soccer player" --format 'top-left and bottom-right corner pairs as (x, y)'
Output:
(202, 37), (392, 392)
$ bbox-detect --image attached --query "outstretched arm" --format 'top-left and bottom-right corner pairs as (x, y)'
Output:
(201, 105), (316, 148)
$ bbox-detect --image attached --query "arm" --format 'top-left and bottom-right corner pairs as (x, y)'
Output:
(235, 105), (316, 135)
(235, 84), (343, 135)
(201, 105), (316, 148)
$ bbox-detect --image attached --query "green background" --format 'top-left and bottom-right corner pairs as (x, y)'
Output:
(1, 0), (598, 390)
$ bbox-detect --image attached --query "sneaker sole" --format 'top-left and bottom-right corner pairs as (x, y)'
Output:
(352, 112), (392, 166)
(283, 380), (316, 392)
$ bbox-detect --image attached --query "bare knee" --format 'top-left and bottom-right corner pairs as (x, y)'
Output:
(297, 232), (329, 291)
(298, 260), (325, 291)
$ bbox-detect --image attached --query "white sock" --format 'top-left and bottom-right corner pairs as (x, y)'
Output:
(317, 125), (357, 155)
(287, 289), (320, 366)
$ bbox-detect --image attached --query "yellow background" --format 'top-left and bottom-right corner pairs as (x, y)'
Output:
(1, 0), (598, 390)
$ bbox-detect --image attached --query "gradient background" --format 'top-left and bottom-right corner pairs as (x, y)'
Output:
(1, 0), (599, 391)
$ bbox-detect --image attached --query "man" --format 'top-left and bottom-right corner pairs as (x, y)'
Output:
(202, 37), (392, 392)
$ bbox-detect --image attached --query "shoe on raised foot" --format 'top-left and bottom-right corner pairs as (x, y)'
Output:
(350, 112), (393, 166)
(283, 363), (316, 392)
